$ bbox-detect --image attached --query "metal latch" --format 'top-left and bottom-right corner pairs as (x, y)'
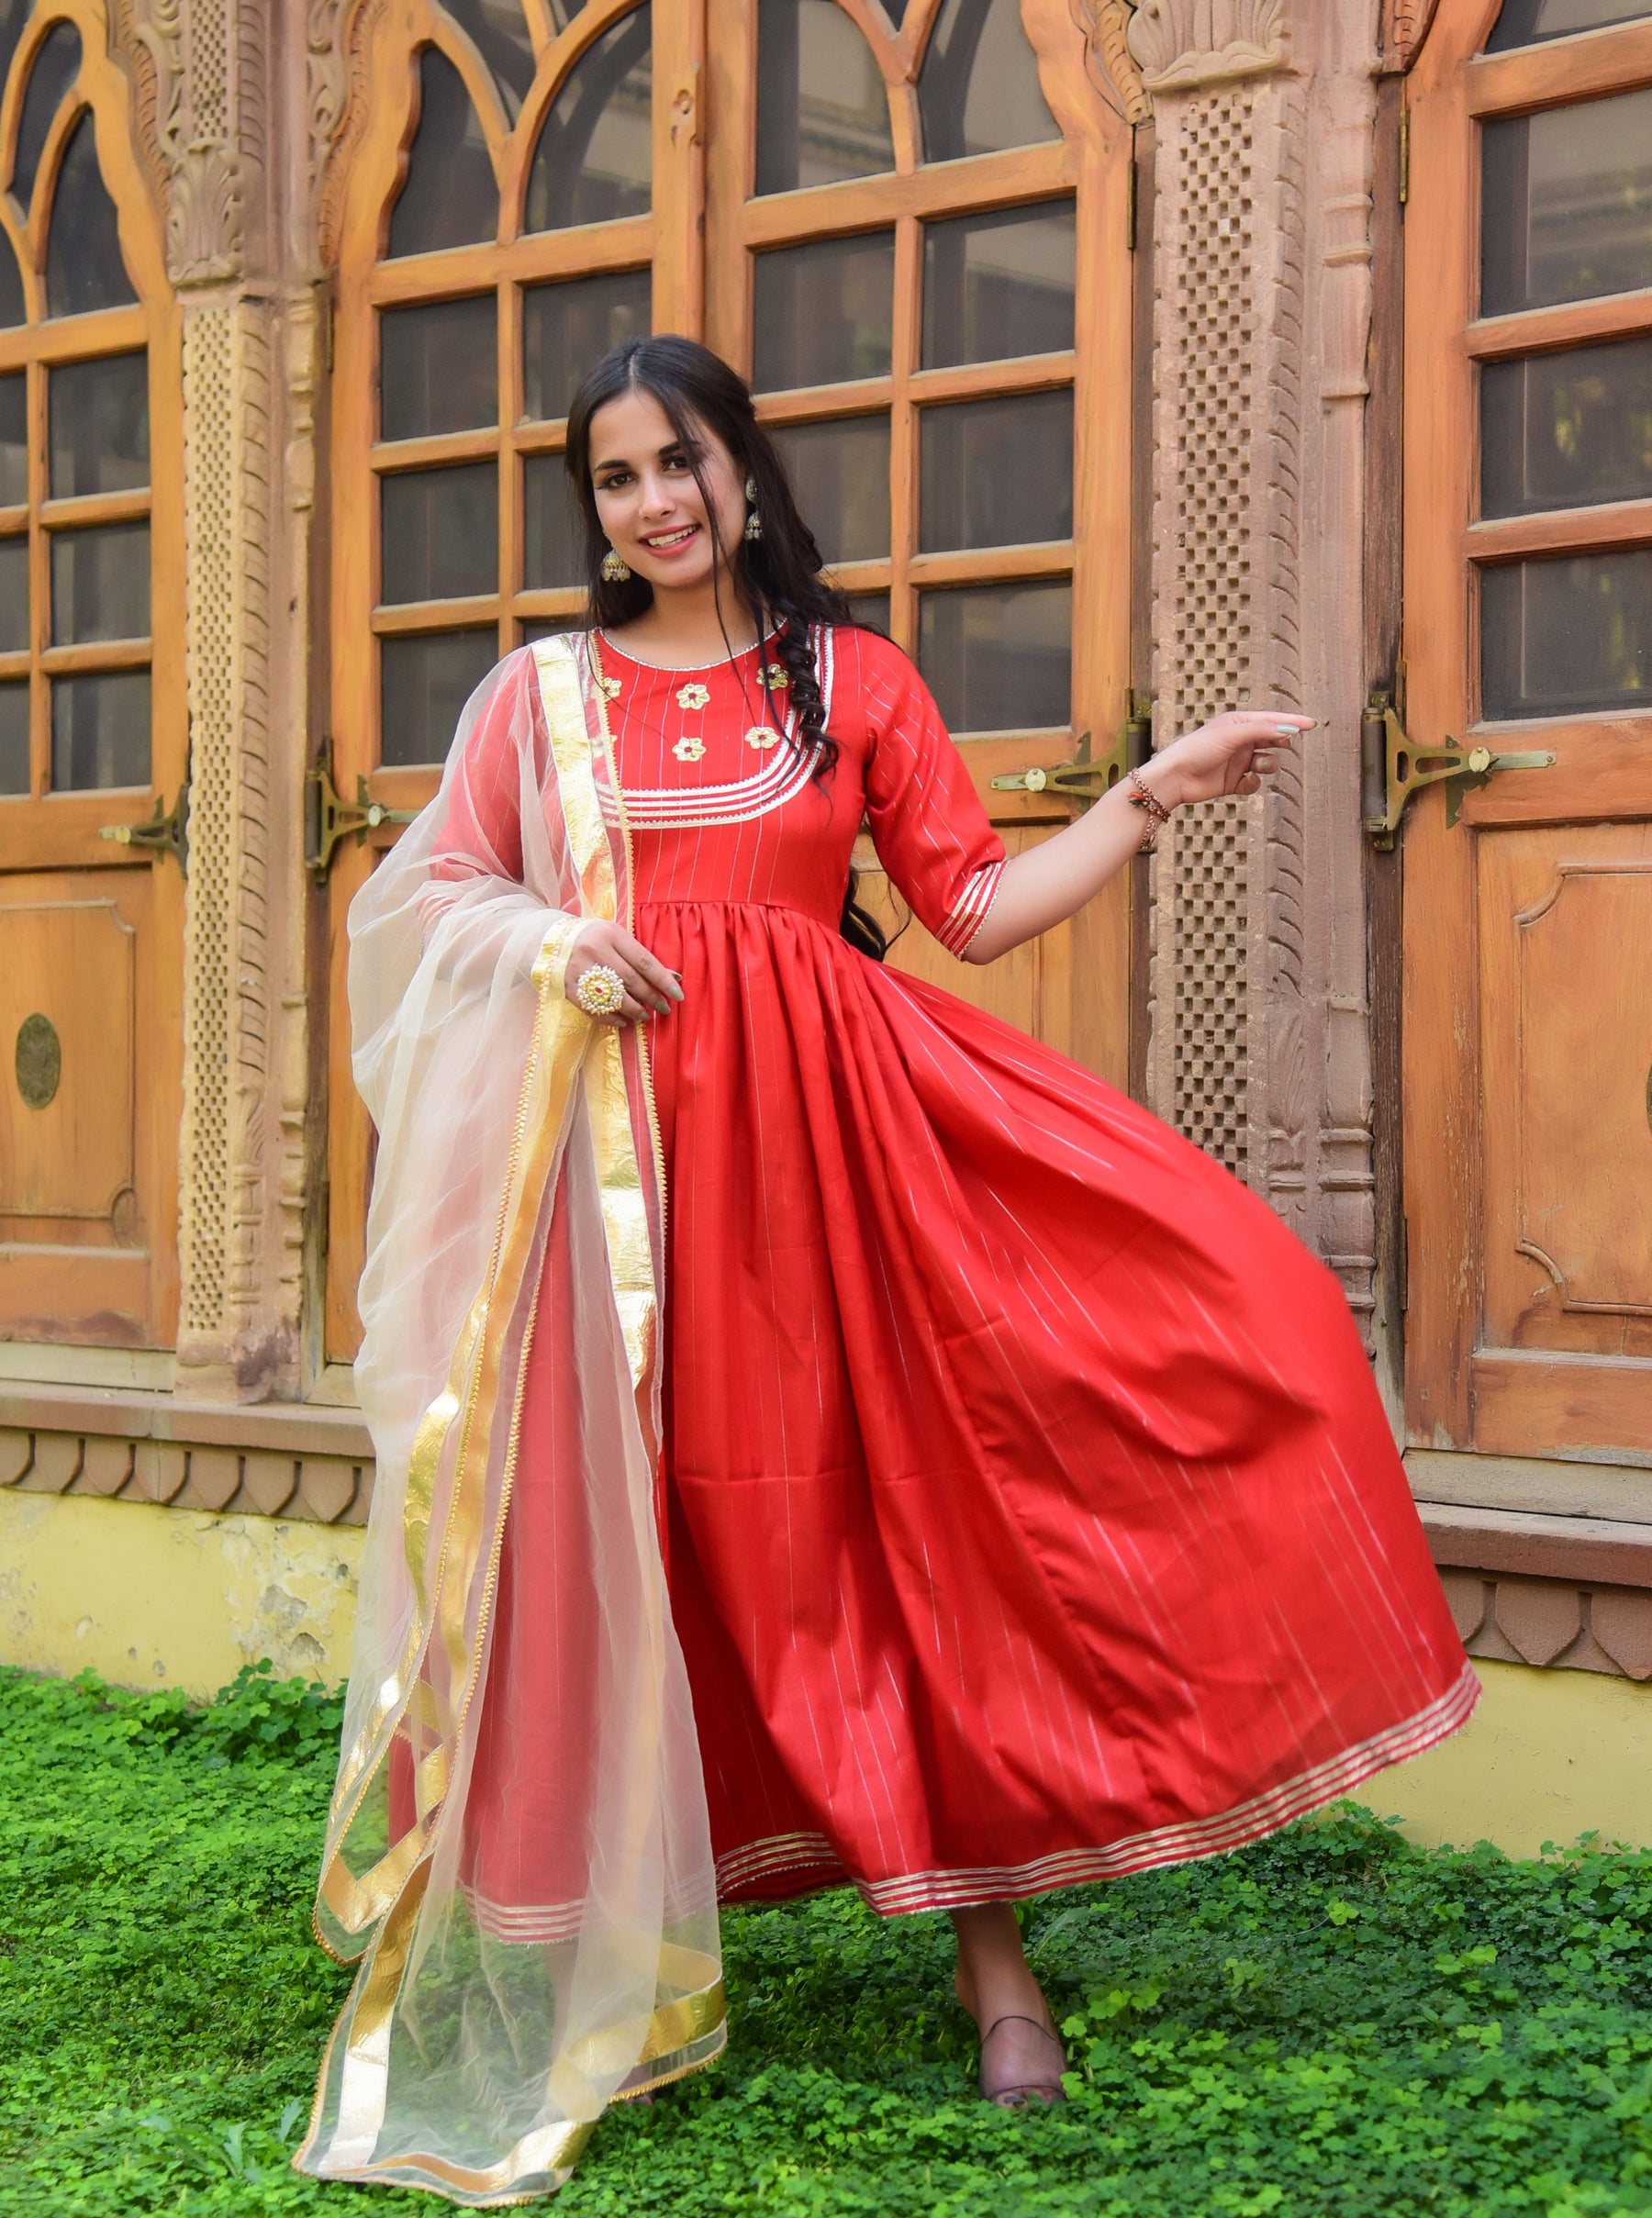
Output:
(990, 693), (1154, 803)
(307, 756), (419, 881)
(1361, 692), (1555, 849)
(97, 786), (189, 874)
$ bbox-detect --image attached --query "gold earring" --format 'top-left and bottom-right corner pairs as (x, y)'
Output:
(743, 474), (763, 542)
(600, 545), (631, 583)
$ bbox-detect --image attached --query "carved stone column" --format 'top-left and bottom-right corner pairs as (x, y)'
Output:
(1133, 0), (1382, 1341)
(112, 1), (316, 1399)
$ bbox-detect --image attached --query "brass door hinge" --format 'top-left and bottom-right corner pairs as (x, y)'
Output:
(98, 786), (189, 874)
(307, 754), (419, 880)
(990, 692), (1154, 804)
(1360, 692), (1555, 849)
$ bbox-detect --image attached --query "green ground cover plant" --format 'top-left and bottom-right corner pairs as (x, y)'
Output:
(4, 1666), (1652, 2217)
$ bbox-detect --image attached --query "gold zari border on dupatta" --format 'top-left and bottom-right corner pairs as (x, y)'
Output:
(297, 638), (723, 2204)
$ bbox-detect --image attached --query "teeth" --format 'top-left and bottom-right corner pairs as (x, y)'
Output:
(644, 526), (697, 547)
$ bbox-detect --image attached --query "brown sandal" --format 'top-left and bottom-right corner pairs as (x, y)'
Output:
(978, 2012), (1067, 2108)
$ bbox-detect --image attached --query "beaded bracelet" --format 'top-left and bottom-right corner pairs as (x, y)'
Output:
(1125, 767), (1174, 852)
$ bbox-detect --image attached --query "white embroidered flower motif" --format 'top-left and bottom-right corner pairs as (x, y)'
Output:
(764, 664), (789, 690)
(597, 674), (623, 700)
(676, 682), (711, 712)
(673, 736), (708, 763)
(744, 726), (784, 752)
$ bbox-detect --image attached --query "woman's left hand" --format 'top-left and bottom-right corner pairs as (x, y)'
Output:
(1145, 710), (1315, 807)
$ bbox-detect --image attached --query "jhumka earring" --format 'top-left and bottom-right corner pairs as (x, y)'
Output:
(743, 475), (763, 542)
(600, 544), (631, 583)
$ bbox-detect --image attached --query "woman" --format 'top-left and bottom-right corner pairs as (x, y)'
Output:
(296, 338), (1474, 2204)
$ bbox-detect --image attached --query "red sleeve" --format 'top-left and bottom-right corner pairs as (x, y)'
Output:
(851, 629), (1007, 958)
(427, 650), (537, 885)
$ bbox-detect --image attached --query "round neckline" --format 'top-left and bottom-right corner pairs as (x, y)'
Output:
(596, 626), (776, 674)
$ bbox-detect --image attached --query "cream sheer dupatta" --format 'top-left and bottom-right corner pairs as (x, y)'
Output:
(295, 638), (723, 2205)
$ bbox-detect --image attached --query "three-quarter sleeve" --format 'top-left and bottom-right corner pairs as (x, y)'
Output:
(854, 630), (1007, 959)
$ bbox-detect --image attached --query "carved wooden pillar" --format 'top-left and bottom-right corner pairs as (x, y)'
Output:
(112, 1), (316, 1399)
(1132, 0), (1382, 1341)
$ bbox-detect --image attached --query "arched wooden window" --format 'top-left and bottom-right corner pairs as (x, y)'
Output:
(323, 0), (1133, 1355)
(1402, 0), (1652, 1462)
(0, 3), (184, 1349)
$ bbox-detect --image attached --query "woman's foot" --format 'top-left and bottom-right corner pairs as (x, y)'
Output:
(951, 1903), (1066, 2108)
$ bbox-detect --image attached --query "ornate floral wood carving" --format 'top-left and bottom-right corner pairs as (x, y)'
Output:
(313, 0), (386, 270)
(1127, 0), (1289, 89)
(1381, 0), (1445, 67)
(1071, 0), (1154, 124)
(108, 0), (251, 285)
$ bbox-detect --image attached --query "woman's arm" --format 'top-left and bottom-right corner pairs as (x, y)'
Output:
(963, 710), (1312, 966)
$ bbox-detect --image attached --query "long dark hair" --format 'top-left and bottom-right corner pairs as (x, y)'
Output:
(564, 335), (887, 962)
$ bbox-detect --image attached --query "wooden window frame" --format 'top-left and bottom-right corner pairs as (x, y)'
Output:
(1401, 2), (1652, 1453)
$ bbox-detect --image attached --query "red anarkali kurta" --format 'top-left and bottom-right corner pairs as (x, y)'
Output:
(461, 625), (1474, 1926)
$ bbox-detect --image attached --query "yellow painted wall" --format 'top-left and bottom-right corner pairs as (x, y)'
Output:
(5, 1493), (1651, 1859)
(1358, 1659), (1652, 1856)
(0, 1488), (362, 1697)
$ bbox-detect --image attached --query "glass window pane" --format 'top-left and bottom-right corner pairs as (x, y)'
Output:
(755, 0), (894, 195)
(525, 7), (652, 233)
(51, 669), (150, 789)
(1489, 0), (1652, 47)
(1482, 88), (1652, 316)
(388, 47), (498, 259)
(520, 618), (580, 645)
(918, 0), (1060, 165)
(46, 113), (137, 318)
(380, 296), (497, 441)
(49, 354), (149, 496)
(443, 0), (537, 118)
(50, 522), (150, 644)
(1481, 337), (1652, 516)
(0, 537), (27, 652)
(771, 418), (890, 563)
(843, 592), (889, 634)
(0, 680), (27, 796)
(381, 629), (498, 764)
(0, 228), (22, 329)
(1482, 550), (1652, 718)
(922, 203), (1075, 369)
(381, 463), (498, 603)
(523, 452), (583, 587)
(919, 390), (1071, 552)
(0, 1), (33, 96)
(753, 234), (894, 391)
(13, 23), (81, 212)
(522, 269), (652, 421)
(0, 373), (26, 507)
(918, 580), (1070, 730)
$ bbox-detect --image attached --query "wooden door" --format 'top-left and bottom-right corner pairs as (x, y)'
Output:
(0, 9), (184, 1349)
(323, 0), (1134, 1356)
(1402, 0), (1652, 1459)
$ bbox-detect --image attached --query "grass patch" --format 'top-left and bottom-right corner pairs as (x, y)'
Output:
(4, 1665), (1652, 2215)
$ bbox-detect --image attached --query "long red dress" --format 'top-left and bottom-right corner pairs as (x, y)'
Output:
(458, 626), (1474, 1928)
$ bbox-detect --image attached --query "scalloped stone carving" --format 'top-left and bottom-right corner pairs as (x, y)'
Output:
(1127, 0), (1288, 89)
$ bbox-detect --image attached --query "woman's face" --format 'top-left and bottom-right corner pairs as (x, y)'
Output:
(587, 387), (746, 596)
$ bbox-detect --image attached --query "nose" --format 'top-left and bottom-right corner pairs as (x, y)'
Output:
(635, 469), (678, 518)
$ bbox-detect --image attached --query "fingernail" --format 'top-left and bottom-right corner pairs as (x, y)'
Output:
(1273, 724), (1299, 737)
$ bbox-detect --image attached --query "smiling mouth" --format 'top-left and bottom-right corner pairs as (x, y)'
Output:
(639, 524), (700, 551)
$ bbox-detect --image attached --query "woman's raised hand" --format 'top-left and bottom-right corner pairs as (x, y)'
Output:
(564, 920), (684, 1025)
(1149, 710), (1315, 806)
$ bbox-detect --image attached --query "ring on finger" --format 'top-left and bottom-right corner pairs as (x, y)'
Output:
(574, 964), (628, 1018)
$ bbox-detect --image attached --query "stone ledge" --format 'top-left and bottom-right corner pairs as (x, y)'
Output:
(1417, 1501), (1652, 1683)
(1419, 1500), (1652, 1589)
(0, 1386), (375, 1526)
(0, 1382), (372, 1459)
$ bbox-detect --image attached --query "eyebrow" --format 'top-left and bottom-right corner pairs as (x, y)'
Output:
(592, 439), (692, 476)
